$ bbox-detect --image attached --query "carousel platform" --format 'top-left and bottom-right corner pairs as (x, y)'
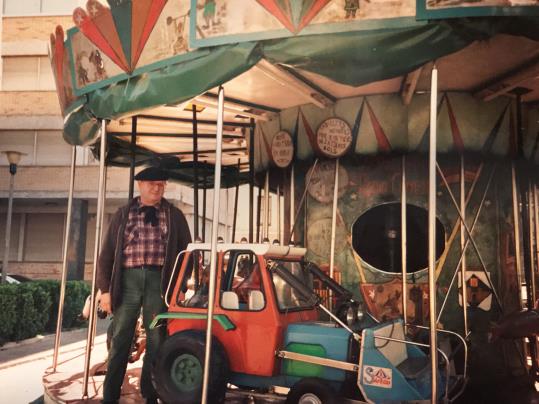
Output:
(41, 332), (285, 404)
(42, 333), (143, 404)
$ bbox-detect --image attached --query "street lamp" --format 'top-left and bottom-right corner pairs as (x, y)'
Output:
(2, 150), (24, 283)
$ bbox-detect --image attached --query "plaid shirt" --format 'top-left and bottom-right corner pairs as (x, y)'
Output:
(122, 197), (168, 268)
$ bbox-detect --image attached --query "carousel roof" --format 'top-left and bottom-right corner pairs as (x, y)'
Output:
(50, 1), (539, 182)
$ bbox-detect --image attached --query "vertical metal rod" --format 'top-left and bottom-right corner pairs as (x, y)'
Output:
(193, 108), (199, 241)
(202, 170), (207, 242)
(249, 119), (255, 243)
(329, 159), (339, 281)
(263, 170), (270, 239)
(437, 163), (504, 310)
(534, 184), (539, 307)
(437, 165), (497, 323)
(428, 66), (439, 403)
(231, 159), (240, 242)
(52, 146), (76, 371)
(256, 187), (262, 242)
(512, 163), (524, 307)
(277, 185), (282, 244)
(2, 173), (14, 283)
(401, 155), (408, 331)
(128, 116), (137, 201)
(201, 87), (225, 404)
(288, 159), (319, 244)
(529, 182), (536, 305)
(82, 120), (107, 398)
(290, 164), (295, 243)
(460, 155), (469, 336)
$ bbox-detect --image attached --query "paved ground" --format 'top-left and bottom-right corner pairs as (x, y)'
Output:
(0, 319), (110, 404)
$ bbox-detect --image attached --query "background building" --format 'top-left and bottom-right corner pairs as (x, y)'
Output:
(0, 0), (274, 281)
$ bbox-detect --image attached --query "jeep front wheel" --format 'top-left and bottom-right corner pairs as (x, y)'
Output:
(286, 377), (337, 404)
(152, 331), (229, 404)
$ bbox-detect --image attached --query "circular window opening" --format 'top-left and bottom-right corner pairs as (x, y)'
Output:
(352, 203), (445, 274)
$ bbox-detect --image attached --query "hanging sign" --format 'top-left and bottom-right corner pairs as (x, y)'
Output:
(270, 130), (294, 168)
(307, 160), (348, 203)
(316, 118), (353, 158)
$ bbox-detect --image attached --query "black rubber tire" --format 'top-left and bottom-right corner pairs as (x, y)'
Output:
(286, 377), (338, 404)
(151, 330), (229, 404)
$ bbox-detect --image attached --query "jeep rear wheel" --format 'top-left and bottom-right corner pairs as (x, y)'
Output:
(286, 377), (337, 404)
(152, 331), (229, 404)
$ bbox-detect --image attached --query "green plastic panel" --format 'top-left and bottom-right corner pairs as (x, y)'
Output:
(283, 342), (327, 378)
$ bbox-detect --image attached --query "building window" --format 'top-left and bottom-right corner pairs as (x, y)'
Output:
(3, 0), (83, 16)
(2, 56), (55, 91)
(24, 213), (64, 261)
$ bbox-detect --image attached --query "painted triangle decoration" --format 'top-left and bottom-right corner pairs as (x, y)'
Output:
(416, 93), (447, 152)
(256, 0), (331, 34)
(299, 108), (319, 154)
(50, 26), (66, 110)
(365, 99), (392, 152)
(445, 95), (464, 152)
(351, 99), (365, 153)
(481, 102), (510, 155)
(73, 4), (129, 72)
(73, 0), (168, 74)
(131, 0), (167, 69)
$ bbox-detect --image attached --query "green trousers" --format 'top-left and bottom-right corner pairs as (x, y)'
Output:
(103, 268), (166, 402)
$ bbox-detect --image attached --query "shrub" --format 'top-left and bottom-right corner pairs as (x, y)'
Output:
(0, 280), (90, 343)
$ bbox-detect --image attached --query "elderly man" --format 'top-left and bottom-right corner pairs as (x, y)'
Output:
(97, 166), (191, 404)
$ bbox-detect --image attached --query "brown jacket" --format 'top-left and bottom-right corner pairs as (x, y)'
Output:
(96, 197), (191, 312)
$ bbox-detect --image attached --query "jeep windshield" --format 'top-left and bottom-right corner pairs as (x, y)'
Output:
(270, 260), (316, 311)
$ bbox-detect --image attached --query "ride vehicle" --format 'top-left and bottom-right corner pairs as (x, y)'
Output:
(150, 242), (467, 404)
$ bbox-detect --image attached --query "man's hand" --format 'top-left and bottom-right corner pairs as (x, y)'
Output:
(100, 292), (112, 314)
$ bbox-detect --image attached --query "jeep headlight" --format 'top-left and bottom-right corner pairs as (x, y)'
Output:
(356, 302), (365, 322)
(346, 305), (357, 326)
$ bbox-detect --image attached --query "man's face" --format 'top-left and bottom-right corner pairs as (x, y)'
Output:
(137, 180), (166, 205)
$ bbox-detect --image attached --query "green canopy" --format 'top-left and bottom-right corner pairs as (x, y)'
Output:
(64, 17), (539, 146)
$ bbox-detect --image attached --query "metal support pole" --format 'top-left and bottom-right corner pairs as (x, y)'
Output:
(401, 155), (408, 331)
(437, 165), (497, 323)
(52, 146), (76, 371)
(460, 155), (469, 336)
(128, 116), (137, 201)
(290, 164), (295, 243)
(529, 182), (536, 306)
(202, 170), (207, 242)
(256, 187), (262, 242)
(288, 159), (319, 244)
(193, 108), (199, 240)
(82, 120), (107, 398)
(277, 185), (282, 244)
(2, 173), (15, 283)
(428, 66), (439, 403)
(249, 119), (255, 243)
(437, 162), (503, 310)
(329, 159), (339, 281)
(533, 184), (539, 304)
(512, 163), (524, 307)
(263, 170), (270, 239)
(201, 87), (225, 404)
(232, 159), (240, 242)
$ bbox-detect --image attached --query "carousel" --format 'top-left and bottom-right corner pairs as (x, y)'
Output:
(44, 1), (539, 403)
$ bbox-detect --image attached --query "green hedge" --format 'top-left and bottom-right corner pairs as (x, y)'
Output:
(0, 280), (90, 344)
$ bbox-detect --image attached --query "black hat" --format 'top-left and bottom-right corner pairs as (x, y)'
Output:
(134, 167), (169, 181)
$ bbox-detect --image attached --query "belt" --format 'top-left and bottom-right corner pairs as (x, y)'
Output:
(125, 265), (162, 271)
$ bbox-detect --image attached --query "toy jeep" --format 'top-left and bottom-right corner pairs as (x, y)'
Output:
(150, 242), (466, 404)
